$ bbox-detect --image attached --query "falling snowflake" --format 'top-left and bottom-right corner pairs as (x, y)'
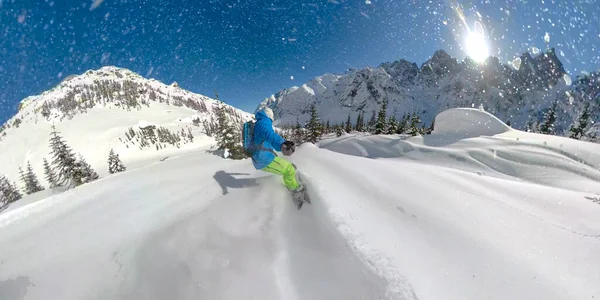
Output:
(145, 66), (154, 78)
(90, 0), (104, 11)
(544, 32), (550, 43)
(365, 0), (372, 4)
(563, 74), (572, 86)
(531, 47), (541, 55)
(511, 57), (522, 70)
(290, 76), (294, 80)
(17, 12), (26, 23)
(302, 66), (305, 70)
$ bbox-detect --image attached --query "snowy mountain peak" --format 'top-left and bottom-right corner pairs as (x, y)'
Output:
(0, 66), (252, 187)
(257, 48), (598, 138)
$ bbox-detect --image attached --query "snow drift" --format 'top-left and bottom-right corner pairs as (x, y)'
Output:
(432, 107), (511, 137)
(320, 108), (600, 194)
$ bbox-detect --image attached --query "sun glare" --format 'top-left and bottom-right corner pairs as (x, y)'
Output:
(464, 26), (490, 63)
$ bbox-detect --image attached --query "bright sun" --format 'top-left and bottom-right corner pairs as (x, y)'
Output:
(465, 29), (490, 63)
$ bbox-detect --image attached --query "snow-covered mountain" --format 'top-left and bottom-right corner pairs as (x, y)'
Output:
(0, 66), (252, 186)
(257, 48), (599, 137)
(1, 108), (599, 299)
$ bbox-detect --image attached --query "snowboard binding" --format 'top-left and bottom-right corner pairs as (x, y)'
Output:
(291, 164), (311, 210)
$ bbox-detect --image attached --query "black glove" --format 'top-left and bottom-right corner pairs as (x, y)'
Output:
(281, 141), (295, 156)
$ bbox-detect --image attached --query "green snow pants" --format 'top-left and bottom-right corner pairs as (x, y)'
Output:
(262, 157), (300, 191)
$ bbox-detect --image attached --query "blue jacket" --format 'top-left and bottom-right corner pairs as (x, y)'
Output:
(251, 110), (285, 169)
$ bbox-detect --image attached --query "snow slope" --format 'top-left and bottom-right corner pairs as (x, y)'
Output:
(0, 151), (390, 300)
(320, 108), (600, 194)
(1, 108), (599, 300)
(0, 66), (252, 186)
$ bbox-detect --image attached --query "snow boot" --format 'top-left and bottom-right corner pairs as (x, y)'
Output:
(291, 184), (306, 209)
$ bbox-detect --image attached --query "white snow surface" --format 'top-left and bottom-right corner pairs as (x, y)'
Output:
(1, 108), (600, 300)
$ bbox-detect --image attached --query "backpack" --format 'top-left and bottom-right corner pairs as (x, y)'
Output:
(242, 120), (256, 156)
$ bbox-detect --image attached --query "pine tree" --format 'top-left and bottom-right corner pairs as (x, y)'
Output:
(305, 104), (323, 143)
(20, 162), (44, 194)
(108, 149), (127, 174)
(49, 125), (78, 187)
(387, 115), (398, 134)
(325, 120), (331, 134)
(569, 103), (591, 139)
(396, 113), (409, 134)
(426, 119), (435, 134)
(408, 113), (421, 136)
(215, 105), (245, 159)
(526, 118), (537, 133)
(335, 125), (344, 137)
(345, 113), (353, 133)
(72, 155), (99, 186)
(292, 117), (304, 144)
(539, 101), (558, 135)
(374, 100), (388, 134)
(43, 158), (58, 188)
(367, 110), (377, 132)
(18, 167), (26, 193)
(0, 175), (22, 205)
(355, 112), (364, 132)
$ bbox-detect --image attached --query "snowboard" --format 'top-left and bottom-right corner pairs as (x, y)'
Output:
(291, 168), (311, 210)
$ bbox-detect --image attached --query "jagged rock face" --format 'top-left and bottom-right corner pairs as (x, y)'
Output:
(257, 49), (598, 136)
(380, 59), (419, 86)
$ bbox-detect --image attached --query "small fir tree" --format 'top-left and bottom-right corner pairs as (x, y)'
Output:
(345, 113), (353, 133)
(335, 125), (344, 137)
(408, 113), (422, 136)
(215, 105), (246, 159)
(374, 100), (388, 134)
(569, 103), (591, 139)
(43, 158), (58, 188)
(72, 155), (99, 186)
(367, 110), (377, 132)
(539, 101), (558, 135)
(292, 117), (305, 145)
(355, 112), (364, 132)
(0, 175), (22, 205)
(387, 115), (398, 134)
(49, 125), (78, 187)
(396, 113), (409, 134)
(305, 104), (323, 143)
(20, 162), (44, 194)
(108, 149), (127, 174)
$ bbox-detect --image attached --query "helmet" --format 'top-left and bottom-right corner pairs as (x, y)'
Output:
(263, 107), (274, 121)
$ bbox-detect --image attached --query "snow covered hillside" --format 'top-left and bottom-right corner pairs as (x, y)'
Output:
(0, 66), (252, 186)
(1, 108), (599, 300)
(320, 108), (600, 194)
(257, 49), (599, 138)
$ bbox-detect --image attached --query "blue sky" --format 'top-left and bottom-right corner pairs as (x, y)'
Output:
(1, 0), (598, 124)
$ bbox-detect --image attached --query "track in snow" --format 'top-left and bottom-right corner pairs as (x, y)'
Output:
(0, 152), (390, 300)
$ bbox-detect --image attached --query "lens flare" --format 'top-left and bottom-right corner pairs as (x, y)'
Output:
(465, 26), (490, 63)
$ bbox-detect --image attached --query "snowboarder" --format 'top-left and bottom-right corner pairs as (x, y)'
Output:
(250, 108), (307, 207)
